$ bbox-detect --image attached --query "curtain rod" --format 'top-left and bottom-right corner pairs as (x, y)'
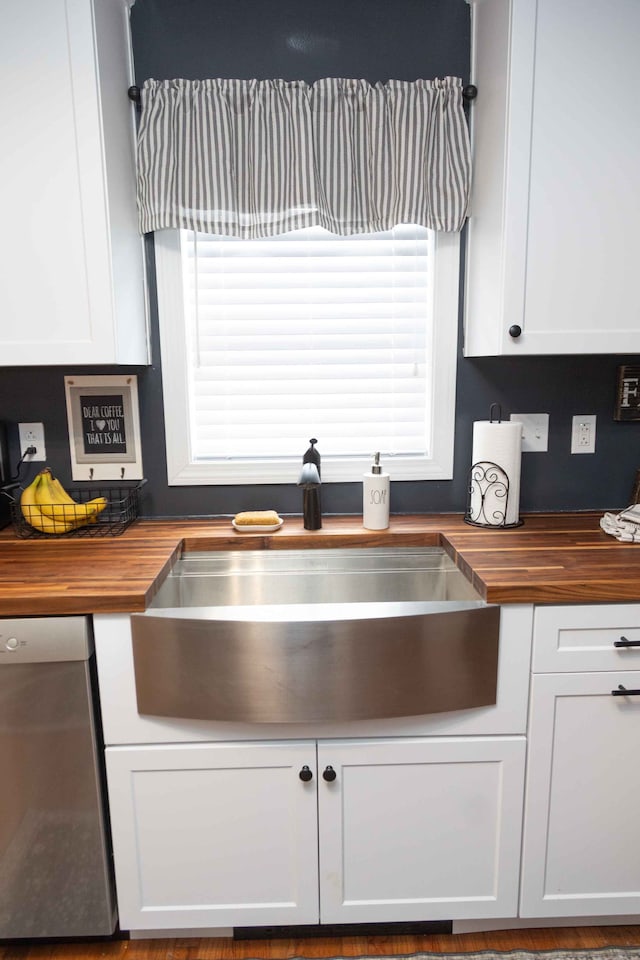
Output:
(126, 83), (477, 106)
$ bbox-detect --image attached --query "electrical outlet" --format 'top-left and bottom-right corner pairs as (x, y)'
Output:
(510, 413), (549, 452)
(571, 414), (596, 454)
(18, 422), (46, 462)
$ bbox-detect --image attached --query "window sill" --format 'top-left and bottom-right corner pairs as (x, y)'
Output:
(166, 455), (453, 486)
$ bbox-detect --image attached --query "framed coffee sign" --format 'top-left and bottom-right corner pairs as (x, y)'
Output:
(65, 375), (143, 480)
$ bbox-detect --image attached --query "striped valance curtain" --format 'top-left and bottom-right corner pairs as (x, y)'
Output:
(136, 76), (471, 238)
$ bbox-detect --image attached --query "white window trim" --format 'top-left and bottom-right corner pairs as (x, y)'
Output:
(155, 228), (460, 485)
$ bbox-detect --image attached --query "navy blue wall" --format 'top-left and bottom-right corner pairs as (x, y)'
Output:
(130, 0), (469, 85)
(2, 0), (639, 520)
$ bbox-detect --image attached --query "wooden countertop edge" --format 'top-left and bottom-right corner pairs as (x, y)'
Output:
(0, 511), (638, 614)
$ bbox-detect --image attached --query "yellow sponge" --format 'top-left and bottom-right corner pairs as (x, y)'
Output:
(234, 510), (281, 526)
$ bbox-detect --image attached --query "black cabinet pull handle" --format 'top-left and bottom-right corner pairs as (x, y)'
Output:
(508, 324), (522, 339)
(614, 636), (640, 648)
(322, 765), (337, 782)
(612, 684), (640, 696)
(299, 765), (313, 782)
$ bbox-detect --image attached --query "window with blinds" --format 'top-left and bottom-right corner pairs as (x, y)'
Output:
(155, 226), (459, 484)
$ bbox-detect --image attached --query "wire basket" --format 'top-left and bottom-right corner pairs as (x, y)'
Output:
(6, 480), (146, 539)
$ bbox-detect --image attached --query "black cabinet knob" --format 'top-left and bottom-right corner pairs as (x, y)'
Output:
(299, 765), (313, 782)
(508, 324), (522, 339)
(322, 765), (337, 782)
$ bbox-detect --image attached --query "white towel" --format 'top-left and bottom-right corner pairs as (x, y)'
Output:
(600, 504), (640, 542)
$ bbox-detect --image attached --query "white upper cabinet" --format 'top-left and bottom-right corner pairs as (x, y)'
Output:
(0, 0), (148, 365)
(464, 0), (640, 356)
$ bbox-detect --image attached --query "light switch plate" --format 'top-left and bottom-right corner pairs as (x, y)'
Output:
(510, 413), (549, 452)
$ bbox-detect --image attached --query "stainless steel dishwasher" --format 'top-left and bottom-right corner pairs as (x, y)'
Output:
(0, 616), (116, 939)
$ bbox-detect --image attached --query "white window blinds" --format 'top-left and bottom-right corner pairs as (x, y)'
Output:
(180, 224), (436, 464)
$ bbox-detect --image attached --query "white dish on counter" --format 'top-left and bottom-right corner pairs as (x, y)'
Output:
(232, 519), (283, 533)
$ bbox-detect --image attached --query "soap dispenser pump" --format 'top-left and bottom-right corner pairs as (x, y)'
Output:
(363, 452), (390, 530)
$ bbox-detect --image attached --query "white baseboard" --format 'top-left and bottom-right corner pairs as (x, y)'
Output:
(453, 916), (640, 934)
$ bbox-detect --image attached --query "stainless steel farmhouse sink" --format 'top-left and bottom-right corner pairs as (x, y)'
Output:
(131, 547), (500, 724)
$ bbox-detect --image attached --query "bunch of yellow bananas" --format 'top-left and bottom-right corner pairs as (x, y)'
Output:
(20, 468), (108, 535)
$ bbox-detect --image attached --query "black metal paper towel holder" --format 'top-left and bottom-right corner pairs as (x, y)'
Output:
(464, 404), (524, 529)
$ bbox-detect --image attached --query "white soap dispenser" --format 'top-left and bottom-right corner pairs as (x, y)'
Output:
(363, 452), (390, 530)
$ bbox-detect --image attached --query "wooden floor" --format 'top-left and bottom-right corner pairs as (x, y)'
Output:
(1, 926), (640, 960)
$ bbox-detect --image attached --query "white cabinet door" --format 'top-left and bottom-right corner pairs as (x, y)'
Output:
(521, 671), (640, 917)
(464, 0), (640, 356)
(105, 735), (528, 932)
(105, 741), (319, 930)
(317, 737), (526, 923)
(0, 0), (148, 365)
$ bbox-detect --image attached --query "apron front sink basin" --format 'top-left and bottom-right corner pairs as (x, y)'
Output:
(132, 547), (499, 723)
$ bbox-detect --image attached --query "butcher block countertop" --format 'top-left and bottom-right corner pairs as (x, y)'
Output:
(0, 511), (639, 616)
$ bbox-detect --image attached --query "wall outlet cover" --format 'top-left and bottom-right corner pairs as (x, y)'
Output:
(510, 413), (549, 452)
(18, 422), (46, 462)
(571, 414), (596, 454)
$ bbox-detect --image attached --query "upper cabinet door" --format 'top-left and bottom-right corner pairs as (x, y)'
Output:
(0, 0), (148, 365)
(464, 0), (640, 356)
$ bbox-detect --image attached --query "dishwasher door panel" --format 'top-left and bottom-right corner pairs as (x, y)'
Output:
(0, 656), (116, 938)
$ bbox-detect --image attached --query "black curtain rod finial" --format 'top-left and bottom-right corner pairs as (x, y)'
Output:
(128, 85), (141, 104)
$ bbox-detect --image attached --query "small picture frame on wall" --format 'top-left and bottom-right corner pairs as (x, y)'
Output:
(614, 365), (640, 421)
(64, 375), (143, 481)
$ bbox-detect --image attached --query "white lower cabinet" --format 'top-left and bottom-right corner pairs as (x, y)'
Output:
(105, 736), (526, 930)
(105, 741), (320, 930)
(520, 603), (640, 918)
(99, 602), (640, 931)
(317, 738), (525, 924)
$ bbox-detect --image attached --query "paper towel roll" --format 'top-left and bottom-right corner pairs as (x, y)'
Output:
(470, 420), (523, 525)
